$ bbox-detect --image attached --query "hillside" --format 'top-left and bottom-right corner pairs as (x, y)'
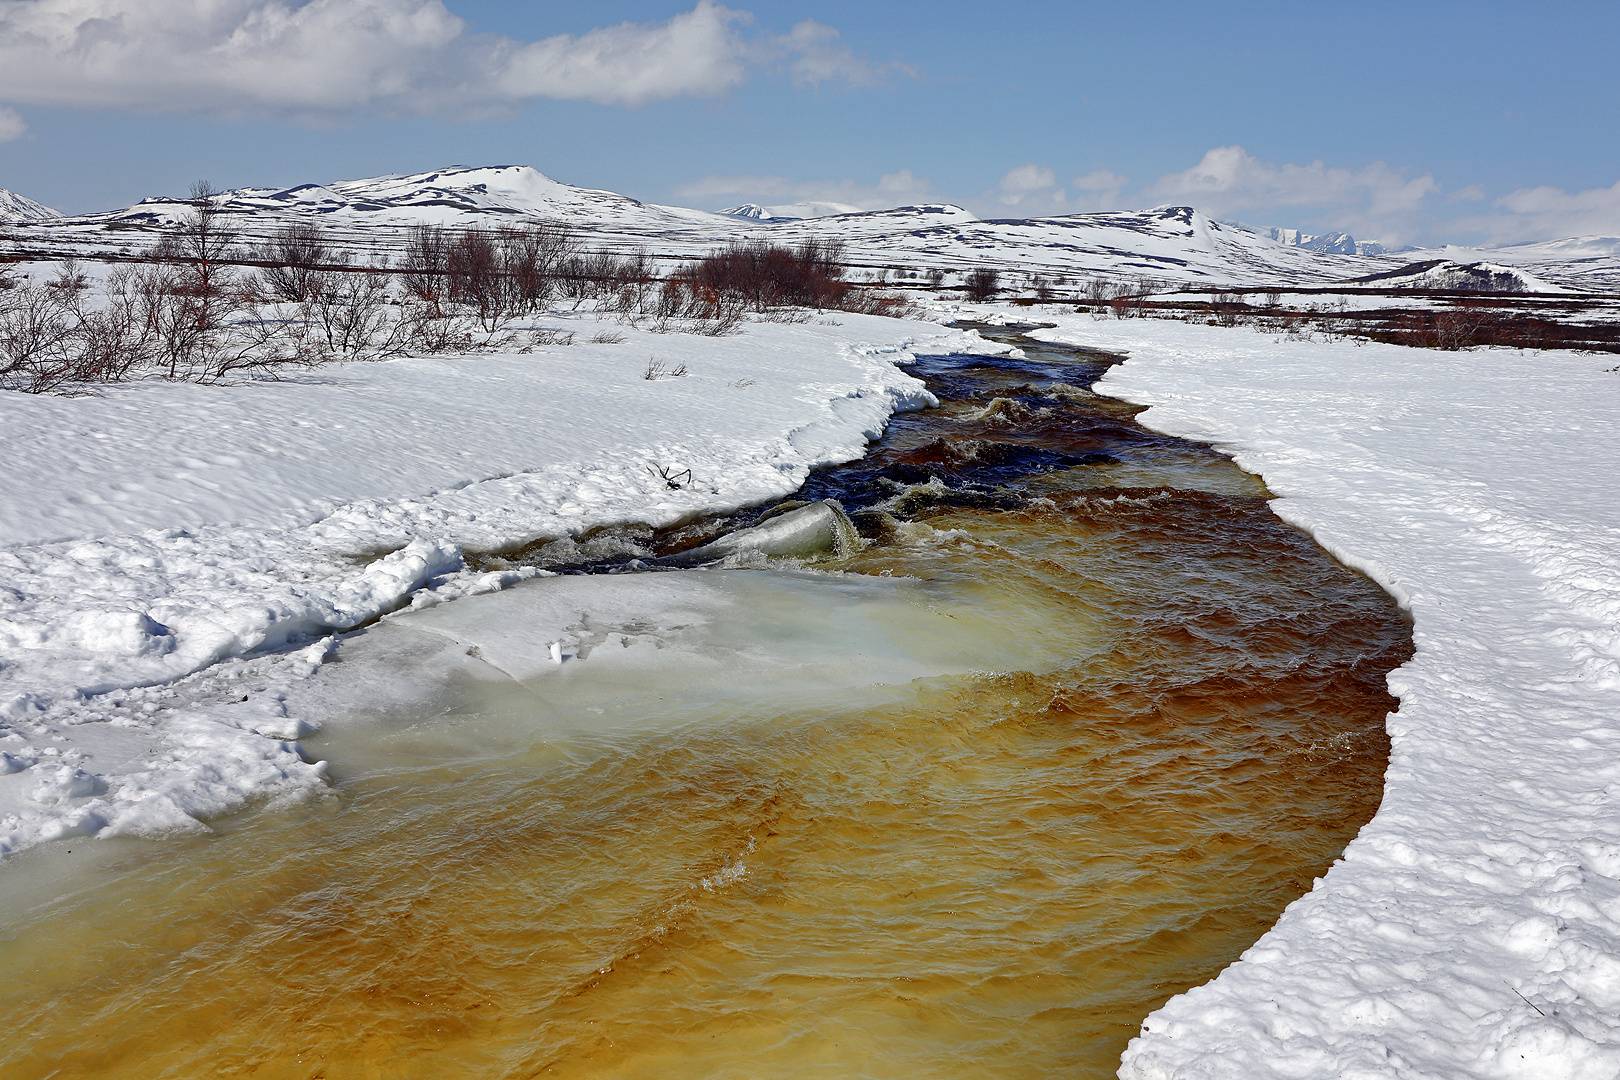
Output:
(5, 164), (1619, 290)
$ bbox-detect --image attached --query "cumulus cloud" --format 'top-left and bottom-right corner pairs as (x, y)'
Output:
(974, 164), (1129, 217)
(1144, 145), (1441, 242)
(0, 104), (25, 141)
(0, 0), (897, 120)
(1456, 179), (1620, 245)
(1071, 168), (1127, 208)
(993, 163), (1058, 207)
(774, 19), (903, 88)
(496, 3), (752, 107)
(675, 168), (935, 211)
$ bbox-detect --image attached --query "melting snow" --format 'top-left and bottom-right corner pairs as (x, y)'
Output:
(1014, 313), (1620, 1080)
(0, 312), (1024, 858)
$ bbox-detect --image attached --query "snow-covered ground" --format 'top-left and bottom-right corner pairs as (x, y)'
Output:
(1000, 313), (1620, 1079)
(8, 270), (1620, 1077)
(0, 311), (1024, 858)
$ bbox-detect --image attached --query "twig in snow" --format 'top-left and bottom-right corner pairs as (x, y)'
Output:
(648, 463), (692, 490)
(1505, 981), (1546, 1017)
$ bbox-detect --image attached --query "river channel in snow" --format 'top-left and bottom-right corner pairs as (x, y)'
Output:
(0, 328), (1411, 1078)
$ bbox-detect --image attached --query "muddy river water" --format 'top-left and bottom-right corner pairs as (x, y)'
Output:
(0, 326), (1411, 1078)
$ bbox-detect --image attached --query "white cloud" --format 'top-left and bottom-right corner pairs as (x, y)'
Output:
(1148, 145), (1438, 214)
(1455, 179), (1620, 245)
(497, 2), (750, 107)
(774, 19), (900, 88)
(0, 0), (895, 119)
(994, 163), (1058, 206)
(1143, 145), (1442, 244)
(0, 104), (25, 141)
(1070, 168), (1127, 210)
(675, 168), (935, 211)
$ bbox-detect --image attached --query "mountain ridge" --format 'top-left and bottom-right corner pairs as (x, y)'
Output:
(6, 165), (1617, 291)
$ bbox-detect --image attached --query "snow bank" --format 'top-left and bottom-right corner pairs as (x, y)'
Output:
(0, 313), (1014, 857)
(1017, 315), (1620, 1079)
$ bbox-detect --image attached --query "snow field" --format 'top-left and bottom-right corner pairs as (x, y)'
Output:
(1011, 313), (1620, 1079)
(0, 313), (1019, 858)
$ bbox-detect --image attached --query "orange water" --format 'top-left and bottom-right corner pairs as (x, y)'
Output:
(0, 331), (1409, 1079)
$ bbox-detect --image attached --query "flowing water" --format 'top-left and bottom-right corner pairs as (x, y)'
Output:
(0, 326), (1411, 1079)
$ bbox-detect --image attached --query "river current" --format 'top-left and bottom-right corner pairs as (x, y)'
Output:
(0, 326), (1411, 1078)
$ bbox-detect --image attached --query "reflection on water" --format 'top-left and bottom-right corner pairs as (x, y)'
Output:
(0, 327), (1411, 1078)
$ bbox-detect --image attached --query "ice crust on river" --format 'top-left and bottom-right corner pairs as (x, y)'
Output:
(0, 314), (1023, 856)
(1011, 314), (1620, 1080)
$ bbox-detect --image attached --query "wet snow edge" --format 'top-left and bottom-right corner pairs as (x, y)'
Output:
(1023, 315), (1620, 1080)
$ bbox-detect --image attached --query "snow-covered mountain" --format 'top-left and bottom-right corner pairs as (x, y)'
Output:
(719, 200), (864, 222)
(98, 165), (730, 232)
(1249, 225), (1391, 257)
(1349, 259), (1569, 293)
(10, 163), (1618, 289)
(0, 188), (60, 220)
(11, 173), (1396, 287)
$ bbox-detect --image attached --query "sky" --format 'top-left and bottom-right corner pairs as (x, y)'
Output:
(1, 0), (1618, 246)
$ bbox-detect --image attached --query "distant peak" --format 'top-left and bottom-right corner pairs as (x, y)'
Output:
(719, 203), (773, 220)
(0, 188), (61, 220)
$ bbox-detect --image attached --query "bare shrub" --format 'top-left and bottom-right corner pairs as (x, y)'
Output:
(831, 288), (918, 318)
(685, 239), (850, 311)
(588, 329), (626, 344)
(1431, 309), (1481, 351)
(445, 228), (508, 331)
(754, 307), (812, 324)
(1213, 292), (1249, 327)
(0, 283), (79, 391)
(396, 223), (583, 332)
(964, 268), (1000, 302)
(302, 267), (394, 357)
(571, 251), (656, 314)
(165, 180), (240, 308)
(1083, 275), (1118, 303)
(494, 223), (578, 312)
(650, 277), (747, 336)
(255, 222), (332, 303)
(644, 358), (690, 380)
(399, 225), (450, 317)
(69, 267), (160, 383)
(399, 302), (475, 353)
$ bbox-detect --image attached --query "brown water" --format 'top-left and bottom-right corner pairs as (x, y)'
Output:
(0, 327), (1410, 1079)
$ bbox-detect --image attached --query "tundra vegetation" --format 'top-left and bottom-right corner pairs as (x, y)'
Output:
(1057, 278), (1620, 352)
(0, 185), (912, 393)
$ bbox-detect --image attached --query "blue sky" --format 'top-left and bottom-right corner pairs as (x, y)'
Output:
(1, 0), (1617, 246)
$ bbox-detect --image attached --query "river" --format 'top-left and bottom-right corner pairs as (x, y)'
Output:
(0, 325), (1411, 1078)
